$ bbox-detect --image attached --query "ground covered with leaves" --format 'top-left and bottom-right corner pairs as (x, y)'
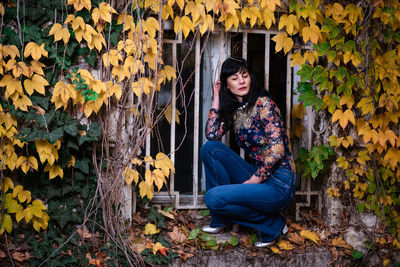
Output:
(127, 206), (400, 266)
(1, 205), (399, 266)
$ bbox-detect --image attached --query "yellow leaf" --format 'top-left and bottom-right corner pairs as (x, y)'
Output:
(152, 242), (166, 255)
(337, 156), (349, 169)
(0, 177), (14, 192)
(44, 163), (64, 180)
(35, 139), (59, 165)
(30, 60), (46, 76)
(270, 245), (280, 254)
(23, 206), (34, 223)
(18, 190), (31, 203)
(88, 32), (106, 51)
(51, 81), (76, 110)
(302, 23), (321, 44)
(15, 209), (24, 223)
(245, 6), (261, 27)
(155, 152), (175, 176)
(24, 74), (49, 95)
(383, 259), (390, 266)
(225, 12), (240, 30)
(67, 0), (91, 12)
(32, 199), (47, 211)
(132, 78), (154, 97)
(68, 155), (76, 168)
(16, 156), (38, 174)
(331, 236), (349, 248)
(2, 45), (20, 59)
(176, 0), (184, 10)
(180, 16), (194, 38)
(24, 42), (48, 61)
(0, 214), (12, 234)
(124, 166), (139, 185)
(290, 51), (305, 67)
(0, 75), (23, 97)
(152, 169), (167, 191)
(272, 32), (293, 54)
(164, 105), (181, 124)
(344, 180), (350, 190)
(102, 50), (122, 67)
(144, 223), (160, 235)
(32, 212), (49, 231)
(291, 103), (305, 120)
(260, 0), (281, 11)
(138, 180), (154, 199)
(278, 14), (299, 35)
(49, 23), (70, 44)
(13, 185), (24, 198)
(385, 129), (397, 147)
(12, 93), (33, 112)
(277, 240), (294, 250)
(300, 230), (320, 244)
(260, 7), (275, 29)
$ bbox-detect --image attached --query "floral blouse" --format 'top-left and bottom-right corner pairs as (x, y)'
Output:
(205, 96), (294, 181)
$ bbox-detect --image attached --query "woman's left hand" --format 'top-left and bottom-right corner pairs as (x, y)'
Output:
(243, 175), (263, 184)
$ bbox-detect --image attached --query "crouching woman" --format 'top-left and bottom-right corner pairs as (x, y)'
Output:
(200, 57), (296, 247)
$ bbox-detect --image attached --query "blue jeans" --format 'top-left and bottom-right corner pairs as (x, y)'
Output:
(200, 141), (296, 242)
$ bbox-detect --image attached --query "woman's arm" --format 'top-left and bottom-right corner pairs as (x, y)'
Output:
(205, 80), (226, 140)
(244, 99), (285, 183)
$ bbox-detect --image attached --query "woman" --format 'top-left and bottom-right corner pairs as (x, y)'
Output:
(200, 57), (296, 247)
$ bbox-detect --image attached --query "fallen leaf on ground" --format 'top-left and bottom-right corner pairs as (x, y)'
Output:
(288, 220), (305, 231)
(288, 232), (304, 245)
(144, 223), (160, 235)
(0, 250), (6, 258)
(132, 212), (147, 224)
(300, 230), (320, 244)
(277, 240), (294, 250)
(168, 226), (187, 243)
(12, 251), (30, 262)
(152, 242), (166, 255)
(158, 209), (175, 219)
(131, 237), (146, 253)
(77, 228), (93, 239)
(270, 246), (281, 254)
(331, 236), (350, 248)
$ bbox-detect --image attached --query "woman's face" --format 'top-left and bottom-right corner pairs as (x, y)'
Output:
(226, 70), (251, 102)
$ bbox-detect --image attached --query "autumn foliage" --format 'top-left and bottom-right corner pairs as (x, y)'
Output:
(0, 0), (399, 265)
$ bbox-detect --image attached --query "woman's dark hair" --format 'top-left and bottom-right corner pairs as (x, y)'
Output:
(219, 56), (268, 126)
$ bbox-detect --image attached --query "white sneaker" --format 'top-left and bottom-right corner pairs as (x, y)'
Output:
(254, 224), (289, 248)
(201, 225), (225, 234)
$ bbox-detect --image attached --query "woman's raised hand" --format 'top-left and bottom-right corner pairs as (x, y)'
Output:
(211, 80), (221, 109)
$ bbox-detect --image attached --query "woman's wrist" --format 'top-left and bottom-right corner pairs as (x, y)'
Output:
(211, 98), (220, 109)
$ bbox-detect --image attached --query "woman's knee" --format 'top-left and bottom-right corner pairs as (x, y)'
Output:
(204, 187), (224, 210)
(200, 141), (225, 159)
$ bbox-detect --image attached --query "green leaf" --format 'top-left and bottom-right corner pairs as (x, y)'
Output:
(297, 65), (313, 81)
(74, 158), (91, 174)
(351, 249), (364, 259)
(44, 128), (64, 143)
(187, 228), (200, 240)
(357, 202), (365, 213)
(64, 122), (78, 136)
(249, 233), (258, 245)
(163, 206), (174, 212)
(200, 209), (210, 217)
(315, 42), (330, 56)
(31, 96), (50, 109)
(228, 236), (239, 246)
(85, 50), (97, 67)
